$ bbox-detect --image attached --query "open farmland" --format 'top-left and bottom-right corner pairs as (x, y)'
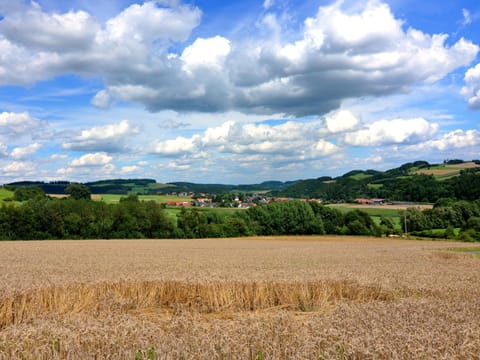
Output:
(1, 237), (480, 359)
(413, 161), (480, 180)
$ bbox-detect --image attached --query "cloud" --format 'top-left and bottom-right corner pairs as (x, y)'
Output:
(62, 120), (138, 152)
(0, 1), (202, 85)
(153, 119), (339, 160)
(50, 154), (68, 161)
(120, 165), (140, 173)
(225, 1), (479, 116)
(91, 90), (112, 109)
(167, 161), (191, 170)
(57, 162), (116, 180)
(0, 3), (98, 52)
(158, 120), (191, 129)
(343, 118), (439, 146)
(263, 0), (274, 10)
(103, 1), (201, 45)
(461, 63), (480, 109)
(0, 112), (43, 135)
(70, 152), (113, 167)
(2, 161), (36, 176)
(10, 143), (42, 159)
(154, 136), (200, 155)
(462, 8), (472, 26)
(0, 1), (477, 117)
(181, 36), (231, 73)
(414, 129), (480, 151)
(0, 143), (7, 157)
(325, 110), (359, 133)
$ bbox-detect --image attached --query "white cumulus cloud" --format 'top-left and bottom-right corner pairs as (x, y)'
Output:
(343, 118), (439, 146)
(10, 143), (42, 159)
(181, 36), (231, 73)
(63, 120), (138, 152)
(415, 129), (480, 151)
(0, 112), (43, 135)
(154, 136), (200, 155)
(461, 63), (480, 109)
(70, 152), (113, 167)
(325, 110), (359, 133)
(0, 1), (477, 117)
(154, 119), (339, 160)
(120, 165), (140, 173)
(2, 161), (36, 176)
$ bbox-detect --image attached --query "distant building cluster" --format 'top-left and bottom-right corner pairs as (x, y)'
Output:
(163, 192), (322, 209)
(354, 198), (386, 205)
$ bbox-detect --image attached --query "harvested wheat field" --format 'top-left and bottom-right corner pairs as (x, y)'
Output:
(1, 237), (480, 359)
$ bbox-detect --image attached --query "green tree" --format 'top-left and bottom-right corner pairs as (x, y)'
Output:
(66, 184), (91, 200)
(13, 186), (46, 201)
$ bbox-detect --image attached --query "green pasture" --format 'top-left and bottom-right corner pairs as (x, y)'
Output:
(328, 204), (402, 229)
(410, 162), (479, 181)
(328, 205), (400, 216)
(0, 187), (14, 201)
(97, 194), (192, 204)
(348, 173), (372, 181)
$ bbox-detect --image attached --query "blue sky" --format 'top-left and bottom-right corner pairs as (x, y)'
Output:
(0, 0), (479, 184)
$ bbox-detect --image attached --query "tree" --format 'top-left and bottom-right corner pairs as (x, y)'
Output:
(66, 184), (91, 200)
(13, 186), (45, 201)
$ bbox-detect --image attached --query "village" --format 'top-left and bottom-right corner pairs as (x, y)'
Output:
(163, 191), (386, 209)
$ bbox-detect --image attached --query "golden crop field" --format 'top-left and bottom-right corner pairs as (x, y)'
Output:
(1, 237), (480, 359)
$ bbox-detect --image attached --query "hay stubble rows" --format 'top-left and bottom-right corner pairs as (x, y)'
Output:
(0, 237), (479, 359)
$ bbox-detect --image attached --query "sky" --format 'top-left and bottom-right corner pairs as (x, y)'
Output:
(0, 0), (479, 184)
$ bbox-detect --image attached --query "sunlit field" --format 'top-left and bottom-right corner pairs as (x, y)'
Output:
(1, 237), (480, 359)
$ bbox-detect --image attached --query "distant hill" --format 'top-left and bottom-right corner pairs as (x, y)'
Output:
(274, 160), (480, 202)
(7, 179), (159, 195)
(5, 160), (480, 202)
(6, 179), (296, 196)
(164, 180), (295, 194)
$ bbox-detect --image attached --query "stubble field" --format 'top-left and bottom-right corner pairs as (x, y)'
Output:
(0, 237), (480, 359)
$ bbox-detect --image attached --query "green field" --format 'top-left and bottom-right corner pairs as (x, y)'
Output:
(412, 162), (480, 181)
(328, 205), (401, 216)
(97, 194), (192, 204)
(328, 205), (403, 229)
(0, 187), (13, 201)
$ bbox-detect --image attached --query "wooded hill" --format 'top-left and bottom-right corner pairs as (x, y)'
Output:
(272, 160), (480, 202)
(6, 159), (480, 203)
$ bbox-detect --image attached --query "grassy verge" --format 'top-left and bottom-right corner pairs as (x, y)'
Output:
(447, 247), (480, 259)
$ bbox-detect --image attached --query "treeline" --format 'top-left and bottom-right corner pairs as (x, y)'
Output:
(0, 197), (385, 240)
(405, 199), (480, 241)
(176, 201), (383, 238)
(1, 191), (479, 241)
(0, 196), (175, 240)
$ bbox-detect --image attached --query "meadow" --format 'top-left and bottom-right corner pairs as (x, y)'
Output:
(327, 203), (432, 230)
(95, 194), (191, 204)
(1, 237), (479, 359)
(412, 161), (480, 180)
